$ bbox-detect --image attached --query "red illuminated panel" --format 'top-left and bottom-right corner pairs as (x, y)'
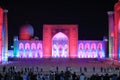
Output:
(0, 8), (3, 63)
(43, 25), (51, 58)
(19, 34), (31, 40)
(69, 26), (78, 58)
(0, 8), (3, 39)
(114, 2), (120, 59)
(0, 41), (2, 62)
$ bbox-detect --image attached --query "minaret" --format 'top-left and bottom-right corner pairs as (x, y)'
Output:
(107, 11), (114, 58)
(0, 7), (3, 63)
(2, 9), (8, 62)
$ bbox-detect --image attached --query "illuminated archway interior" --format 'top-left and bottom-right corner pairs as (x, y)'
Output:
(52, 32), (69, 58)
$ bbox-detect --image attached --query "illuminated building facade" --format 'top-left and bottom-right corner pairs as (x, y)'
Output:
(2, 1), (120, 62)
(12, 24), (106, 59)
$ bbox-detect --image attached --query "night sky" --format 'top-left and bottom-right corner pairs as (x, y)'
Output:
(0, 0), (118, 49)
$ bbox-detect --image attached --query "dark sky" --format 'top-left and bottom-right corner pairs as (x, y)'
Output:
(0, 0), (118, 48)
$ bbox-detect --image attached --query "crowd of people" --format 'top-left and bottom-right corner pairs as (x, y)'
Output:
(0, 66), (119, 80)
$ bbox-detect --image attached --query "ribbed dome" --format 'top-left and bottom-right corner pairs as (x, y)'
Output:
(19, 24), (34, 40)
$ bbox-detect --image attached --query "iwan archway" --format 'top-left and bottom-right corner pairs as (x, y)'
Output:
(43, 24), (78, 58)
(52, 32), (69, 58)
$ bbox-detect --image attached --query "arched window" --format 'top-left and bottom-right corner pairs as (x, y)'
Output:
(37, 43), (42, 50)
(31, 43), (36, 50)
(85, 43), (90, 50)
(25, 43), (30, 50)
(91, 43), (96, 50)
(98, 43), (102, 50)
(19, 43), (24, 50)
(79, 43), (83, 50)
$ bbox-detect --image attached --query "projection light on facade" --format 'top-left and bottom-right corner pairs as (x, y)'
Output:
(14, 41), (43, 58)
(52, 32), (69, 58)
(11, 24), (107, 59)
(78, 41), (106, 58)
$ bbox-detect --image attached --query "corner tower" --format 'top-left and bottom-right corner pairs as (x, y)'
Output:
(114, 0), (120, 59)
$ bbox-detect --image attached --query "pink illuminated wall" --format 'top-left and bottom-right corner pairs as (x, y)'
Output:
(43, 24), (78, 58)
(0, 8), (3, 62)
(78, 41), (106, 58)
(114, 1), (120, 59)
(43, 25), (51, 58)
(69, 26), (78, 58)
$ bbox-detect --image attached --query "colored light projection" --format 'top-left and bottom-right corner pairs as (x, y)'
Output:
(12, 40), (106, 59)
(78, 41), (106, 58)
(19, 24), (34, 40)
(107, 11), (114, 58)
(43, 24), (78, 58)
(118, 19), (120, 58)
(114, 1), (120, 59)
(14, 40), (43, 58)
(2, 10), (8, 62)
(11, 24), (107, 59)
(52, 32), (69, 58)
(0, 8), (3, 63)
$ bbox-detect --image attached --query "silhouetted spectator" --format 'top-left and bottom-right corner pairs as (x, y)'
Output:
(104, 73), (110, 80)
(101, 67), (103, 72)
(72, 72), (77, 80)
(80, 67), (82, 73)
(3, 66), (6, 72)
(0, 73), (3, 80)
(93, 67), (95, 72)
(79, 73), (85, 80)
(84, 67), (87, 72)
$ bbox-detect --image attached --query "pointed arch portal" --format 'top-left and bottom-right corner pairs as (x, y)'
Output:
(52, 32), (69, 58)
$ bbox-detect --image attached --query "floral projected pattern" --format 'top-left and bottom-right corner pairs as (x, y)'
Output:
(52, 32), (69, 58)
(78, 41), (106, 58)
(15, 41), (43, 58)
(12, 40), (106, 58)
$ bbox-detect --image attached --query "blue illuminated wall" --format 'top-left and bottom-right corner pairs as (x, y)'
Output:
(78, 40), (106, 58)
(14, 40), (43, 58)
(12, 40), (106, 59)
